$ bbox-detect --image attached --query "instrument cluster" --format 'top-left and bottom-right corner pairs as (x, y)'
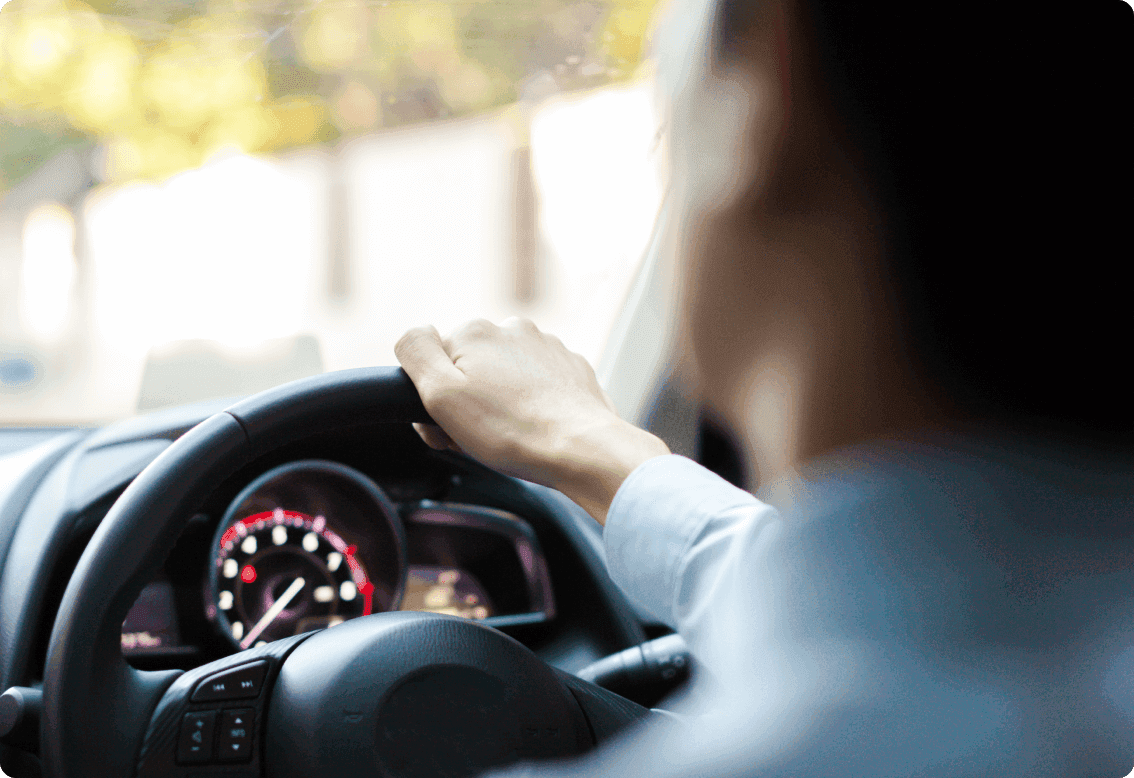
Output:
(121, 459), (555, 661)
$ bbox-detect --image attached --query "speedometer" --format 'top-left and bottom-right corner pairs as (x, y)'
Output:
(215, 508), (372, 648)
(208, 460), (406, 650)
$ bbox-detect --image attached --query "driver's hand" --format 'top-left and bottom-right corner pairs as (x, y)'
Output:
(395, 318), (670, 524)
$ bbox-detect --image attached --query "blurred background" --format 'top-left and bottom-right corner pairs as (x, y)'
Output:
(0, 0), (669, 423)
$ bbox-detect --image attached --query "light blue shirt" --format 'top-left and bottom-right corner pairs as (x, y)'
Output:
(502, 437), (1134, 776)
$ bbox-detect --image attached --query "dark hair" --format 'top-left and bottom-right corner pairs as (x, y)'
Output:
(715, 0), (1133, 446)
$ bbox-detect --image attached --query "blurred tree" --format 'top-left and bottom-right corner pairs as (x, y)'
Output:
(0, 0), (661, 189)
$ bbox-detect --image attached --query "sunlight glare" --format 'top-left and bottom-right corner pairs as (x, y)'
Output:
(531, 79), (664, 276)
(86, 152), (321, 356)
(20, 202), (77, 341)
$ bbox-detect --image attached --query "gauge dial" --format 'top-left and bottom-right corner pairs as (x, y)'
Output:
(215, 508), (373, 648)
(209, 460), (406, 650)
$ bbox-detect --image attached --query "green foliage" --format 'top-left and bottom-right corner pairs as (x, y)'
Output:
(0, 122), (87, 190)
(0, 0), (660, 188)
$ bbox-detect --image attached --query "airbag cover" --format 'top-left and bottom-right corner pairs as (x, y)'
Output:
(266, 611), (589, 778)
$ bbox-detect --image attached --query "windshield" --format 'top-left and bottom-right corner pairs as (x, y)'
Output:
(0, 0), (668, 424)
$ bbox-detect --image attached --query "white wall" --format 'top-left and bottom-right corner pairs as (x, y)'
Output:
(0, 78), (666, 423)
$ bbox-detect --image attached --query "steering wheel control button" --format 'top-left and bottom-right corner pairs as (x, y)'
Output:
(216, 709), (255, 762)
(177, 711), (216, 764)
(191, 661), (268, 702)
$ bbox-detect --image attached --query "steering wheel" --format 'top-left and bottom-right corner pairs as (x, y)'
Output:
(41, 367), (650, 778)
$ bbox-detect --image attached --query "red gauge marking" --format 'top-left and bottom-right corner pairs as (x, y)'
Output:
(220, 511), (274, 549)
(218, 510), (372, 618)
(346, 553), (365, 579)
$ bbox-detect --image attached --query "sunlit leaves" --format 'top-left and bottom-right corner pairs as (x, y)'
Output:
(66, 28), (139, 132)
(0, 0), (663, 187)
(271, 94), (328, 147)
(601, 0), (658, 70)
(371, 2), (500, 114)
(1, 1), (95, 114)
(297, 0), (368, 72)
(375, 1), (458, 57)
(435, 59), (495, 113)
(4, 0), (79, 86)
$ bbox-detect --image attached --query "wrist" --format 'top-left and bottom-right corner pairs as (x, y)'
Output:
(547, 416), (671, 525)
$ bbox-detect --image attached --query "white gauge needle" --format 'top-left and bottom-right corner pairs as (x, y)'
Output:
(240, 576), (305, 649)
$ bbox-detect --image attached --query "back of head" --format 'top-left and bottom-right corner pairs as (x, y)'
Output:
(717, 0), (1133, 447)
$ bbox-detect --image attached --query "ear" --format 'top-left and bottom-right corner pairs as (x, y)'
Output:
(724, 0), (848, 217)
(712, 0), (795, 207)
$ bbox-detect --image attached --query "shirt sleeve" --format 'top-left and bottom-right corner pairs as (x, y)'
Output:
(602, 454), (782, 673)
(484, 451), (1043, 778)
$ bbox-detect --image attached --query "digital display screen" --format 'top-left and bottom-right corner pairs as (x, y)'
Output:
(121, 580), (181, 652)
(399, 566), (492, 620)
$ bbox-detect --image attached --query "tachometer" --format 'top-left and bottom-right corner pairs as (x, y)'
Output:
(215, 508), (372, 648)
(208, 460), (406, 650)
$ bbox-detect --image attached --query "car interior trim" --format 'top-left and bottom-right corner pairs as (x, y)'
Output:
(408, 500), (557, 624)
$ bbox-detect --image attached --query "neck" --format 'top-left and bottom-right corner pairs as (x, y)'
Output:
(706, 173), (946, 491)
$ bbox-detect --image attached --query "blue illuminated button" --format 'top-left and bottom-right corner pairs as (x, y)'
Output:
(216, 709), (254, 763)
(191, 661), (268, 702)
(177, 711), (216, 764)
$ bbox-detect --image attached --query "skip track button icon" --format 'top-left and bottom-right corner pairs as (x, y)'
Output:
(191, 660), (268, 702)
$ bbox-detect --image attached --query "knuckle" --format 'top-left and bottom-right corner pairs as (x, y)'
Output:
(395, 325), (432, 354)
(458, 318), (496, 340)
(501, 316), (538, 333)
(393, 328), (415, 355)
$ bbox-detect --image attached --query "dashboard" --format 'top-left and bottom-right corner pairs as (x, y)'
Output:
(121, 458), (555, 661)
(0, 399), (652, 703)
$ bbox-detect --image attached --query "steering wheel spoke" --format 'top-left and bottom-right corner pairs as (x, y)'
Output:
(136, 632), (311, 778)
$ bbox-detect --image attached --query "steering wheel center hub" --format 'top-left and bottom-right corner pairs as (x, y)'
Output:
(267, 611), (589, 778)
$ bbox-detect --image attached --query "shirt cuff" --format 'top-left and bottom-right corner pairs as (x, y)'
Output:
(602, 454), (763, 626)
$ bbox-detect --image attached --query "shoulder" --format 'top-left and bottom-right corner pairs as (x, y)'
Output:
(752, 435), (1134, 652)
(759, 443), (998, 617)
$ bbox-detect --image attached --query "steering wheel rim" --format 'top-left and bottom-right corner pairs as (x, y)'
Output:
(42, 367), (434, 778)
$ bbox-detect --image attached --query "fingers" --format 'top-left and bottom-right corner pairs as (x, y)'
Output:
(412, 422), (447, 450)
(436, 319), (493, 358)
(440, 318), (548, 361)
(412, 422), (465, 454)
(395, 325), (464, 397)
(397, 316), (634, 498)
